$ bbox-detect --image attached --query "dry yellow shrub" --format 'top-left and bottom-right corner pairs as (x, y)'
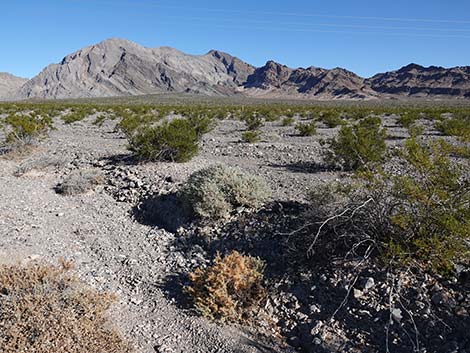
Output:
(186, 251), (266, 322)
(0, 260), (133, 353)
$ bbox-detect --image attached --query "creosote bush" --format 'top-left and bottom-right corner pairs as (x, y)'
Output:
(435, 114), (470, 142)
(296, 121), (317, 136)
(319, 110), (343, 128)
(129, 118), (199, 162)
(180, 165), (271, 221)
(188, 114), (216, 138)
(282, 117), (295, 126)
(307, 138), (469, 276)
(325, 116), (387, 170)
(382, 138), (470, 274)
(243, 113), (264, 131)
(1, 114), (53, 154)
(0, 261), (133, 353)
(242, 130), (261, 143)
(186, 251), (266, 322)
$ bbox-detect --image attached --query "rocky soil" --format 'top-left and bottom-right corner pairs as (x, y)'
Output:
(0, 113), (468, 353)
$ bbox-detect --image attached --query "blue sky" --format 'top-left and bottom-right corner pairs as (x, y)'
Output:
(2, 0), (470, 78)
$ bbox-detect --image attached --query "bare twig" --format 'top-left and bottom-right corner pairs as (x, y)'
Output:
(307, 197), (373, 256)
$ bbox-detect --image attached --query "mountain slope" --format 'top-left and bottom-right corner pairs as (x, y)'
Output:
(17, 38), (255, 99)
(243, 61), (375, 99)
(367, 63), (470, 98)
(0, 73), (28, 100)
(5, 38), (470, 100)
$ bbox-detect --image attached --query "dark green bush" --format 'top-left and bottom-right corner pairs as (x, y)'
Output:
(377, 139), (469, 274)
(296, 121), (317, 136)
(282, 117), (295, 126)
(2, 114), (53, 149)
(62, 108), (93, 124)
(435, 114), (470, 142)
(242, 130), (261, 143)
(319, 111), (343, 128)
(397, 111), (422, 128)
(243, 113), (264, 131)
(128, 119), (199, 162)
(326, 116), (387, 170)
(408, 123), (425, 137)
(188, 114), (215, 138)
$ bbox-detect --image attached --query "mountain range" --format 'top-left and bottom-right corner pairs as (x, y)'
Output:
(2, 38), (470, 101)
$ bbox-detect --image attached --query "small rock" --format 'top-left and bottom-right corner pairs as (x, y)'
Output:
(391, 308), (402, 323)
(364, 277), (375, 290)
(353, 289), (363, 299)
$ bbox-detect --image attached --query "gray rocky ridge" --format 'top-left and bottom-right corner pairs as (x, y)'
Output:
(0, 72), (28, 100)
(1, 38), (470, 100)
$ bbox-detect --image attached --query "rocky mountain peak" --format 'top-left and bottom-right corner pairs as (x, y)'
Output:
(1, 38), (469, 100)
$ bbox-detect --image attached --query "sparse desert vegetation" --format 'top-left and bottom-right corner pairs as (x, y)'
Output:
(0, 260), (133, 353)
(0, 99), (469, 353)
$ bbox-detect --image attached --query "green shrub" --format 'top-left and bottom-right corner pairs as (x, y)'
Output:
(319, 111), (343, 128)
(186, 251), (266, 322)
(383, 138), (470, 274)
(435, 114), (470, 142)
(397, 111), (422, 128)
(307, 138), (469, 276)
(281, 117), (295, 126)
(3, 114), (52, 145)
(408, 123), (425, 137)
(296, 121), (317, 136)
(128, 119), (199, 162)
(243, 113), (264, 131)
(180, 165), (271, 220)
(242, 130), (261, 143)
(284, 110), (295, 118)
(326, 116), (387, 170)
(188, 114), (215, 138)
(62, 110), (89, 124)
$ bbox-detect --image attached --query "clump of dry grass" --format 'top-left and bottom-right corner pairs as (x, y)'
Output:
(186, 251), (266, 322)
(0, 260), (133, 353)
(14, 154), (68, 177)
(56, 169), (105, 195)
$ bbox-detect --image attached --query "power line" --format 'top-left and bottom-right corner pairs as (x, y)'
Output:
(149, 20), (470, 39)
(87, 0), (470, 25)
(66, 0), (470, 38)
(154, 14), (470, 33)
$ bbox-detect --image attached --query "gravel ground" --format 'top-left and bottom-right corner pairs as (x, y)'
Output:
(0, 114), (315, 353)
(0, 113), (468, 353)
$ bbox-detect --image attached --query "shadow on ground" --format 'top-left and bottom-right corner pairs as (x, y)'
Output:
(156, 200), (470, 353)
(131, 192), (193, 232)
(100, 153), (141, 166)
(269, 161), (334, 174)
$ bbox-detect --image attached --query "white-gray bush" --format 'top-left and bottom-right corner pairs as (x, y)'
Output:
(180, 165), (271, 220)
(56, 169), (104, 196)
